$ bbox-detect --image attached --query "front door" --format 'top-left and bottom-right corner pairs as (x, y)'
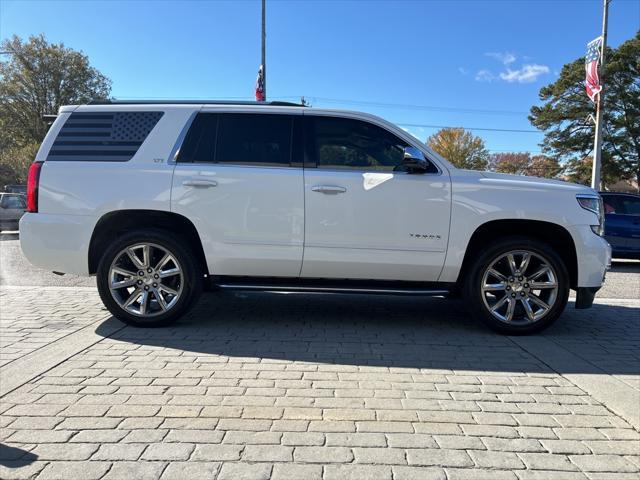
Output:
(301, 114), (451, 281)
(603, 194), (640, 255)
(171, 111), (304, 277)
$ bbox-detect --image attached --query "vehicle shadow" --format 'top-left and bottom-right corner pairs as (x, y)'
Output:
(96, 291), (640, 375)
(0, 232), (19, 241)
(0, 444), (37, 467)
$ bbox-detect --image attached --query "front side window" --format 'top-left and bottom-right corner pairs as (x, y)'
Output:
(309, 116), (410, 172)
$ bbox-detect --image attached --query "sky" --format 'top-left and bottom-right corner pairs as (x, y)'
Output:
(1, 0), (639, 154)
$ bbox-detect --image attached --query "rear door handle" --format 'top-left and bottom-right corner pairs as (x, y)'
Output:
(182, 179), (218, 188)
(311, 185), (347, 194)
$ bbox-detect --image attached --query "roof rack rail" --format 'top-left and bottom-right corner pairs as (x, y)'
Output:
(87, 99), (306, 107)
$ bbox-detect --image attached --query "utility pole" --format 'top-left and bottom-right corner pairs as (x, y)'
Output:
(261, 0), (267, 101)
(591, 0), (609, 191)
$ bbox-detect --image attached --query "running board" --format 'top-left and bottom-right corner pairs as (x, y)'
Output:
(214, 278), (451, 297)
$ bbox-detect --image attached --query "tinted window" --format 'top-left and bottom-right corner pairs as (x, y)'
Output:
(179, 113), (293, 167)
(310, 116), (410, 171)
(603, 195), (640, 215)
(178, 113), (218, 163)
(216, 114), (292, 166)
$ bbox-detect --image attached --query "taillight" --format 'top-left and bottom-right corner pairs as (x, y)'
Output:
(26, 161), (43, 213)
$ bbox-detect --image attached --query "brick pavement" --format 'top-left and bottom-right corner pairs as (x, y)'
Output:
(0, 287), (638, 479)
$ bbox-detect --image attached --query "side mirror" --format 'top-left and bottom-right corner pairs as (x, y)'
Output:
(402, 147), (429, 173)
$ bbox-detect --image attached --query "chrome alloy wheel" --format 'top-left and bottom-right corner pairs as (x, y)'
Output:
(108, 243), (184, 317)
(481, 250), (559, 325)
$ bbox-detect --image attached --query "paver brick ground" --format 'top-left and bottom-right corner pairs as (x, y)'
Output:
(0, 287), (638, 479)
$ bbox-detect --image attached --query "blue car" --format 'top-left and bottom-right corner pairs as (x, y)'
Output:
(600, 192), (640, 259)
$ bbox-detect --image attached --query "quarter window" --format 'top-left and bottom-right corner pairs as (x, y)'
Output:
(309, 116), (411, 172)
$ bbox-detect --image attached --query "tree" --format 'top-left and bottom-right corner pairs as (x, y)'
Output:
(489, 152), (532, 175)
(489, 152), (563, 179)
(0, 34), (111, 185)
(529, 32), (639, 189)
(427, 128), (490, 170)
(527, 155), (562, 178)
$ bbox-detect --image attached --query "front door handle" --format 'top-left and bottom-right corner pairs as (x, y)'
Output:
(311, 185), (347, 194)
(182, 179), (218, 188)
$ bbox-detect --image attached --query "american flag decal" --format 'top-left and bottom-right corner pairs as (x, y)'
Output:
(47, 112), (164, 162)
(585, 37), (603, 102)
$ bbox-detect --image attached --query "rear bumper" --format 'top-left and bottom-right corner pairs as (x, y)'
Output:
(19, 213), (95, 275)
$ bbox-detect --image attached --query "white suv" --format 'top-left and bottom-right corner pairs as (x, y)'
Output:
(20, 100), (611, 334)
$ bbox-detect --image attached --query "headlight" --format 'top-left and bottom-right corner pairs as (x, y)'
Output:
(577, 194), (604, 236)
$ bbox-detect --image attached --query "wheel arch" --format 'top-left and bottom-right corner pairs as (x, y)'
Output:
(457, 219), (578, 289)
(88, 209), (208, 276)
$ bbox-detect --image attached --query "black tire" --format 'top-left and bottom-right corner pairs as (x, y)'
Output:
(463, 236), (569, 335)
(96, 229), (203, 327)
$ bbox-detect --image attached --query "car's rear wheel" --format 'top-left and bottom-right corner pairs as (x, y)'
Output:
(464, 237), (569, 334)
(96, 230), (202, 327)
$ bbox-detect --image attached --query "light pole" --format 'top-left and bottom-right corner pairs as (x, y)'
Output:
(261, 0), (267, 101)
(591, 0), (610, 191)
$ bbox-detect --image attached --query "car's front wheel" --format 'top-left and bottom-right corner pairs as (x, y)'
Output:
(464, 237), (569, 335)
(96, 230), (202, 327)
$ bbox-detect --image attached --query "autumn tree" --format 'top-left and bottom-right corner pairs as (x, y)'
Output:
(527, 155), (562, 178)
(489, 152), (532, 175)
(427, 128), (490, 170)
(0, 34), (111, 185)
(529, 32), (639, 189)
(489, 152), (562, 178)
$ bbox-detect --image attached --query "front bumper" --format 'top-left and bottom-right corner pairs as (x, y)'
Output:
(575, 286), (601, 309)
(569, 225), (611, 288)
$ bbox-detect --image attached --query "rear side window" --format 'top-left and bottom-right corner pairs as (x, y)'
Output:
(178, 113), (293, 167)
(46, 111), (164, 162)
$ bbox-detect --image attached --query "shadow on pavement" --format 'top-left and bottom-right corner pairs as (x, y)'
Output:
(96, 291), (639, 374)
(0, 232), (19, 241)
(0, 444), (37, 467)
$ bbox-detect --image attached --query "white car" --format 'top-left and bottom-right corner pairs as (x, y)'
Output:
(20, 100), (611, 334)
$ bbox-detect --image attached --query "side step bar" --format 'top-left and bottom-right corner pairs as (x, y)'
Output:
(215, 283), (450, 297)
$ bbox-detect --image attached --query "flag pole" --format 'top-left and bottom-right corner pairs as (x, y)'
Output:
(591, 0), (609, 190)
(261, 0), (267, 101)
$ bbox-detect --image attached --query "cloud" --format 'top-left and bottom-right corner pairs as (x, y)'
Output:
(458, 67), (469, 76)
(475, 69), (496, 82)
(499, 64), (550, 83)
(485, 51), (517, 65)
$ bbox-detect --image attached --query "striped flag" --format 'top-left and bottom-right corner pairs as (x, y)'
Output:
(255, 65), (265, 101)
(585, 37), (603, 102)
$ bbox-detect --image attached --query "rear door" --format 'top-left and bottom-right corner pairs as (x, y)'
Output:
(301, 114), (451, 281)
(171, 110), (305, 277)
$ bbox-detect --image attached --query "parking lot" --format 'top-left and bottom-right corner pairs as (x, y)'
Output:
(1, 233), (639, 479)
